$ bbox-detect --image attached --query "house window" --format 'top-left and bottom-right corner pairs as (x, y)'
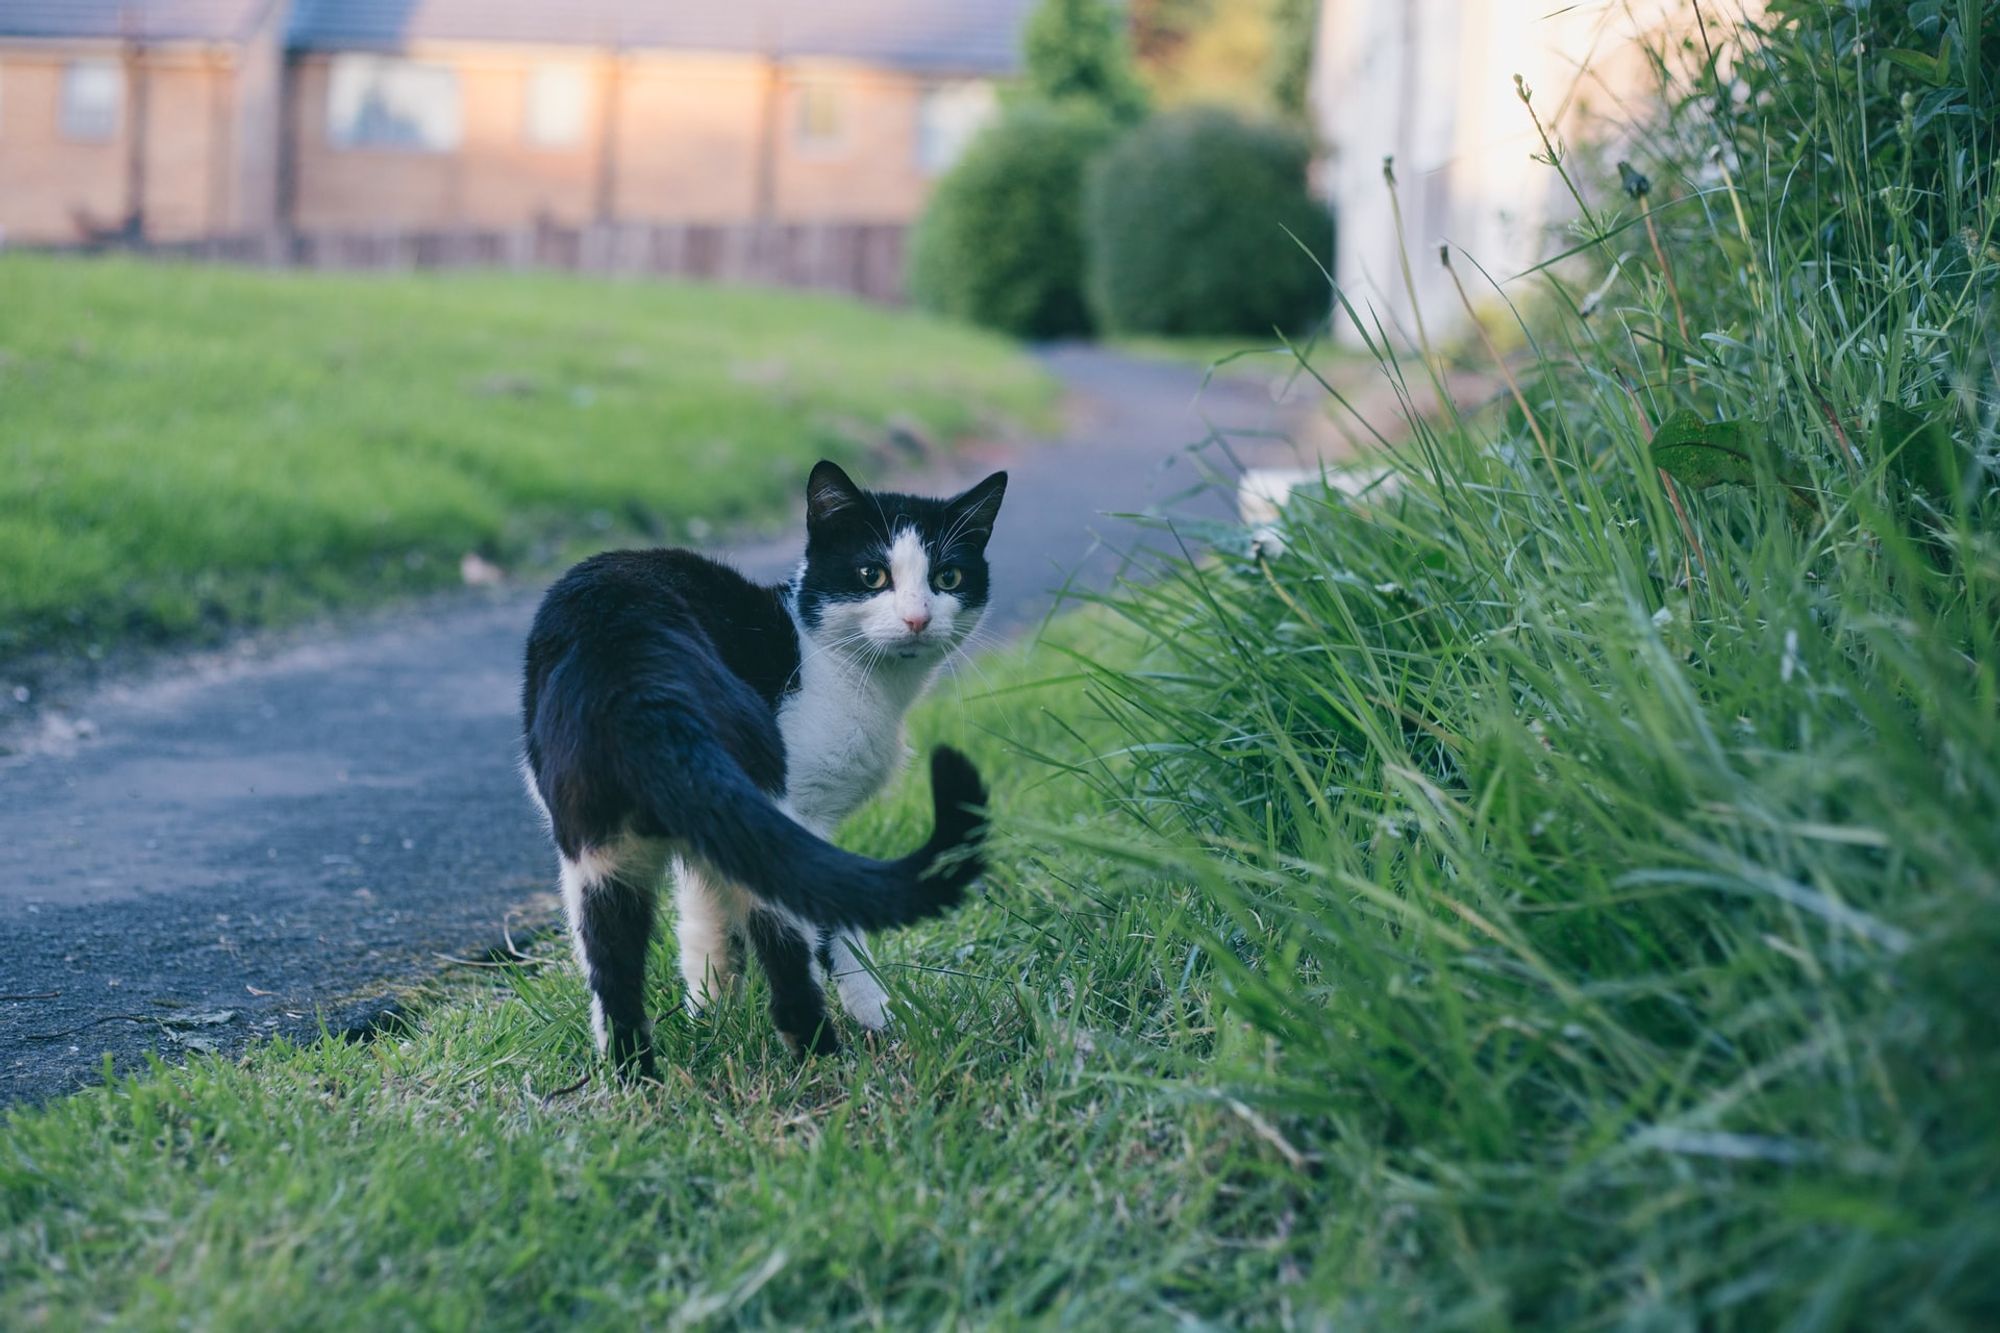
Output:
(795, 83), (844, 153)
(61, 60), (123, 142)
(525, 65), (589, 148)
(916, 81), (996, 174)
(327, 55), (460, 151)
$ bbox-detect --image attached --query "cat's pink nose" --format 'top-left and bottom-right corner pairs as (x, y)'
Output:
(903, 611), (931, 633)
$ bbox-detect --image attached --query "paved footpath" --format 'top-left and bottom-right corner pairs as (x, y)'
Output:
(0, 345), (1330, 1105)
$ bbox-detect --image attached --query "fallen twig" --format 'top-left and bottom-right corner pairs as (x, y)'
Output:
(501, 909), (530, 961)
(27, 1014), (154, 1041)
(433, 952), (548, 970)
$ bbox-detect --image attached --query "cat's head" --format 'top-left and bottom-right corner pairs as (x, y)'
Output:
(794, 460), (1007, 664)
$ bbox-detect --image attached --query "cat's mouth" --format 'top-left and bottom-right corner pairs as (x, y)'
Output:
(886, 630), (948, 660)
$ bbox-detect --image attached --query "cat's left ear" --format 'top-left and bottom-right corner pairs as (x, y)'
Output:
(945, 471), (1008, 547)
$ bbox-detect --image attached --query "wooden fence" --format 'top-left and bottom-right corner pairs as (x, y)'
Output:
(63, 221), (912, 304)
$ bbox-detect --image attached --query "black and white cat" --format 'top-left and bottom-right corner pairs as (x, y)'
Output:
(520, 460), (1007, 1073)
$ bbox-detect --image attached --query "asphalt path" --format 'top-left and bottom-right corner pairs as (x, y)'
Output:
(0, 344), (1327, 1105)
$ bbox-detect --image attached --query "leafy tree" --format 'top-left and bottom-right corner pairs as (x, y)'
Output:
(1266, 0), (1317, 124)
(1126, 0), (1317, 123)
(1023, 0), (1149, 124)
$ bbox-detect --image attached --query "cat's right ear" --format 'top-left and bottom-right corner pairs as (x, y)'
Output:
(806, 460), (864, 528)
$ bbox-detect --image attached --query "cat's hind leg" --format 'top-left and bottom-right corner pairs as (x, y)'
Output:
(748, 909), (838, 1056)
(674, 858), (746, 1016)
(824, 930), (894, 1032)
(560, 837), (669, 1078)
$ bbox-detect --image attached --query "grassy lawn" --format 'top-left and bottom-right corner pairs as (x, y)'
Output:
(0, 257), (1054, 663)
(4, 9), (1997, 1328)
(2, 623), (1287, 1329)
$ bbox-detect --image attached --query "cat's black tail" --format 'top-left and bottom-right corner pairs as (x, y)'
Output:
(627, 733), (987, 933)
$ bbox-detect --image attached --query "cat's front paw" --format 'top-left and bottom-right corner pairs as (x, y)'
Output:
(837, 977), (895, 1032)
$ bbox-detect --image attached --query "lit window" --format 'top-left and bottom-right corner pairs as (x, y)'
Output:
(327, 55), (460, 151)
(62, 60), (123, 141)
(795, 83), (844, 153)
(525, 65), (589, 148)
(916, 81), (996, 174)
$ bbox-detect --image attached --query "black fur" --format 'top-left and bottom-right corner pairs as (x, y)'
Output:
(577, 867), (659, 1076)
(521, 461), (1003, 1067)
(523, 550), (989, 926)
(748, 908), (838, 1056)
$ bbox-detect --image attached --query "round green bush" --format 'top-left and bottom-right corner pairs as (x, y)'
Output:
(909, 104), (1114, 339)
(1084, 109), (1333, 337)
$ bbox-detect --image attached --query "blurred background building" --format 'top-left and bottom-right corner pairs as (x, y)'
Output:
(1310, 0), (1675, 343)
(0, 0), (1028, 276)
(0, 0), (1680, 323)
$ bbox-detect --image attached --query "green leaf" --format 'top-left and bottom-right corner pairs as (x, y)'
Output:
(1651, 411), (1817, 516)
(1650, 411), (1758, 490)
(1883, 49), (1946, 86)
(1875, 399), (1963, 500)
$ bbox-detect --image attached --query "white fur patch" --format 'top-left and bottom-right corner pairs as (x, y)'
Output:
(518, 754), (553, 834)
(826, 931), (894, 1030)
(887, 529), (933, 631)
(777, 645), (924, 831)
(674, 856), (749, 1014)
(557, 855), (606, 1052)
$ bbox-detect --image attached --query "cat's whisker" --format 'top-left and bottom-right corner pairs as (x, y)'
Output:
(788, 627), (883, 685)
(939, 630), (1004, 689)
(940, 655), (996, 698)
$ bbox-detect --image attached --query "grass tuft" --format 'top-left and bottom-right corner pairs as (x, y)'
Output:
(1041, 1), (2000, 1321)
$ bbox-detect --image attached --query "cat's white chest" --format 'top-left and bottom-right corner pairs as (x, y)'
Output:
(776, 660), (913, 832)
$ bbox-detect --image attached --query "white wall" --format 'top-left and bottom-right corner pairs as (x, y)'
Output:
(1310, 0), (1677, 346)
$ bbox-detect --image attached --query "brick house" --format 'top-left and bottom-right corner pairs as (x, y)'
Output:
(0, 0), (1031, 245)
(0, 1), (285, 242)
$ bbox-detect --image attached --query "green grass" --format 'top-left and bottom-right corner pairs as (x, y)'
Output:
(5, 5), (1998, 1327)
(1038, 3), (2000, 1323)
(0, 257), (1054, 662)
(0, 623), (1307, 1329)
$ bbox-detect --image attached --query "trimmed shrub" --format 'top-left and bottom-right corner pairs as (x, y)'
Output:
(1083, 108), (1332, 336)
(909, 105), (1114, 339)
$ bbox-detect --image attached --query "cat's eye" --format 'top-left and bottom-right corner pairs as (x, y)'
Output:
(858, 565), (888, 590)
(933, 567), (963, 591)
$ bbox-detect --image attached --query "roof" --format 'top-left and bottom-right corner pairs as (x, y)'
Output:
(0, 0), (279, 42)
(286, 1), (1036, 73)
